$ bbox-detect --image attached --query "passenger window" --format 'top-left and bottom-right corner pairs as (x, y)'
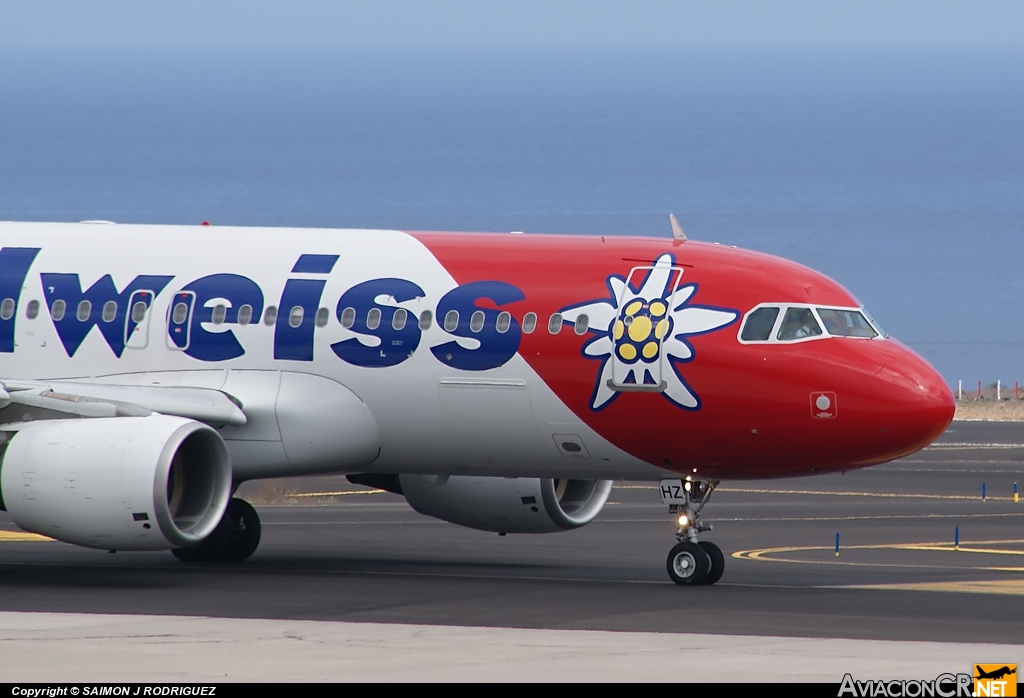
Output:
(548, 313), (563, 334)
(470, 310), (485, 333)
(101, 301), (117, 323)
(443, 310), (459, 332)
(418, 310), (433, 330)
(211, 304), (227, 325)
(51, 300), (66, 321)
(25, 300), (40, 320)
(288, 306), (303, 328)
(741, 307), (780, 341)
(574, 314), (589, 335)
(76, 300), (92, 322)
(496, 311), (511, 334)
(522, 312), (537, 334)
(263, 306), (278, 326)
(237, 304), (253, 326)
(315, 307), (329, 328)
(816, 308), (878, 338)
(777, 307), (822, 341)
(366, 308), (381, 330)
(131, 301), (147, 323)
(340, 307), (356, 329)
(172, 302), (189, 325)
(0, 298), (14, 321)
(392, 308), (407, 331)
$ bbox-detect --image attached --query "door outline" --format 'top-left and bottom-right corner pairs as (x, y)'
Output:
(607, 263), (684, 392)
(166, 291), (196, 351)
(124, 289), (156, 350)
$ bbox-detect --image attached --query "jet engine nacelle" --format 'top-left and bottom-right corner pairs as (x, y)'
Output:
(399, 475), (613, 534)
(0, 415), (232, 550)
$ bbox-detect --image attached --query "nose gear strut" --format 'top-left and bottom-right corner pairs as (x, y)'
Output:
(660, 477), (725, 585)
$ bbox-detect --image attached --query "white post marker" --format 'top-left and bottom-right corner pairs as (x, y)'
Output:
(998, 380), (1002, 401)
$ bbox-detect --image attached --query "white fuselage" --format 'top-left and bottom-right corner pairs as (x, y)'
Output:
(0, 222), (663, 482)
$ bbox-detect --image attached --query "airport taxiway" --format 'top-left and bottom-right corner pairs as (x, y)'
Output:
(1, 421), (1022, 680)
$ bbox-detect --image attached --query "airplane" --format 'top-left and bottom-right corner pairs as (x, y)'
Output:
(0, 218), (954, 585)
(975, 666), (1016, 681)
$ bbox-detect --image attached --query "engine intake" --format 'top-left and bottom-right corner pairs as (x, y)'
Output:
(398, 475), (612, 534)
(0, 415), (232, 550)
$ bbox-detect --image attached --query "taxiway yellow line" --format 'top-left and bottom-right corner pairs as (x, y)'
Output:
(846, 579), (1024, 596)
(615, 484), (1016, 501)
(719, 487), (995, 500)
(733, 538), (1024, 574)
(287, 489), (386, 498)
(0, 530), (53, 542)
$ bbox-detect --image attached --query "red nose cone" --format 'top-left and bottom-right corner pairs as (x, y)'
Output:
(870, 340), (954, 461)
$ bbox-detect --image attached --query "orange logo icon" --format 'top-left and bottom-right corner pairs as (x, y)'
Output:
(974, 665), (1017, 697)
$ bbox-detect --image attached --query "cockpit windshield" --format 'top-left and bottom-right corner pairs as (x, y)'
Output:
(738, 303), (884, 344)
(776, 307), (823, 341)
(816, 308), (877, 338)
(740, 306), (779, 341)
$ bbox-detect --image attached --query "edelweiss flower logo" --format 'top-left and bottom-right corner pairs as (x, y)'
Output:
(560, 253), (738, 411)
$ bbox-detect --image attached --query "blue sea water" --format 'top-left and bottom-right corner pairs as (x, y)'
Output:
(0, 45), (1022, 385)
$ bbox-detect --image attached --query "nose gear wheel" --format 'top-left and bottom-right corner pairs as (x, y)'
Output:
(666, 541), (710, 585)
(661, 478), (724, 586)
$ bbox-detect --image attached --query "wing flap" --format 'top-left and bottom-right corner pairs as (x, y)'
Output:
(0, 380), (247, 426)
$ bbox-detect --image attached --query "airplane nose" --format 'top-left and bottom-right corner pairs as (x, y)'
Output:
(871, 340), (954, 458)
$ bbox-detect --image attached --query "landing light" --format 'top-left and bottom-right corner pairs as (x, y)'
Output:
(677, 515), (689, 527)
(683, 481), (692, 492)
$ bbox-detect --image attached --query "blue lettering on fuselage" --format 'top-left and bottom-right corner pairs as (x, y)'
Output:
(14, 250), (527, 370)
(431, 281), (525, 371)
(0, 247), (40, 353)
(331, 278), (426, 367)
(177, 273), (265, 362)
(274, 254), (339, 361)
(42, 273), (173, 357)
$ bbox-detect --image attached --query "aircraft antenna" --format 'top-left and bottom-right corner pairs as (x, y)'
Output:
(669, 214), (687, 241)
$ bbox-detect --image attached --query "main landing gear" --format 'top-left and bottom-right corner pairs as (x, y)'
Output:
(660, 478), (724, 586)
(172, 497), (262, 563)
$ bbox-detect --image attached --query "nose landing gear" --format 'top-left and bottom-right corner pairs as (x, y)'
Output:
(660, 478), (724, 585)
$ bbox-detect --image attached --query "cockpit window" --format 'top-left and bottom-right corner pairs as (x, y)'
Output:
(739, 303), (885, 344)
(862, 308), (887, 338)
(816, 308), (877, 338)
(740, 306), (780, 341)
(777, 307), (822, 341)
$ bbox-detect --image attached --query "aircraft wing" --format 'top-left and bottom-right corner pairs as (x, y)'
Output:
(0, 379), (247, 427)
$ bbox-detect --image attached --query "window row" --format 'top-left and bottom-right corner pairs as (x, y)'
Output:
(333, 308), (590, 336)
(739, 304), (880, 343)
(7, 297), (593, 337)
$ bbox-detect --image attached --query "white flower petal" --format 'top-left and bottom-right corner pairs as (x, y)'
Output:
(662, 371), (699, 408)
(561, 301), (617, 331)
(583, 335), (614, 357)
(671, 284), (696, 306)
(663, 337), (693, 360)
(635, 254), (675, 299)
(671, 307), (738, 336)
(591, 360), (618, 409)
(608, 277), (628, 305)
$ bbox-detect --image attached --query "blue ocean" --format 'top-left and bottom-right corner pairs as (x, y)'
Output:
(1, 45), (1021, 385)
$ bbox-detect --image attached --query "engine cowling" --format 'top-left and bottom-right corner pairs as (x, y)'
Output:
(399, 475), (613, 534)
(0, 415), (232, 550)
